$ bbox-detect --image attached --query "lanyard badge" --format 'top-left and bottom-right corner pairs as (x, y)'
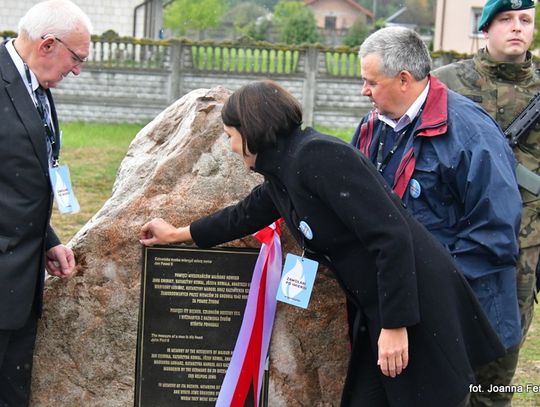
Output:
(276, 220), (319, 309)
(49, 165), (80, 214)
(276, 253), (318, 309)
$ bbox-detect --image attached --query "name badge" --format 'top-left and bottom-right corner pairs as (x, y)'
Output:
(276, 253), (318, 309)
(49, 165), (80, 214)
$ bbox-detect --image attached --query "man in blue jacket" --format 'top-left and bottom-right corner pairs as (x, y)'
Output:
(432, 1), (538, 404)
(352, 26), (522, 378)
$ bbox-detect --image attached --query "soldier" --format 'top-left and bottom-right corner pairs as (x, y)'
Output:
(433, 0), (538, 406)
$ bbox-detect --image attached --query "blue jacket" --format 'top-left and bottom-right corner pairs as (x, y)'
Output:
(351, 76), (522, 349)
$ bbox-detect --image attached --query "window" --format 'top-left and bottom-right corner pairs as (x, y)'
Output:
(471, 7), (483, 36)
(325, 16), (337, 30)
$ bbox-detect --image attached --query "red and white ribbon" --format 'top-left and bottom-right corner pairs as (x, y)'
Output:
(216, 219), (283, 407)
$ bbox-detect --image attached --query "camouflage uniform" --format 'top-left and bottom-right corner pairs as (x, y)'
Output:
(433, 48), (540, 406)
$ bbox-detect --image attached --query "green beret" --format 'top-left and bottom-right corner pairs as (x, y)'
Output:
(478, 0), (535, 31)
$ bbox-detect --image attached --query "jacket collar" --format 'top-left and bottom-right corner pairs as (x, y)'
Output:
(414, 75), (448, 138)
(474, 48), (535, 83)
(253, 126), (304, 178)
(0, 41), (20, 85)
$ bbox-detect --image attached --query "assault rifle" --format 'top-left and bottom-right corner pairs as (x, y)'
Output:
(504, 92), (540, 196)
(505, 92), (540, 146)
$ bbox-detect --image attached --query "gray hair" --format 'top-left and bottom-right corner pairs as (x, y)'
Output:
(359, 27), (431, 80)
(18, 0), (93, 40)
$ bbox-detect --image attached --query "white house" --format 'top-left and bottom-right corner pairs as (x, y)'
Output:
(434, 0), (487, 53)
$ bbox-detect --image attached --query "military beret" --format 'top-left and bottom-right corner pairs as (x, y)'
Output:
(478, 0), (535, 31)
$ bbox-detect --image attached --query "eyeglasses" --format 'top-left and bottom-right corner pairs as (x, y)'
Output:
(54, 37), (88, 66)
(42, 35), (88, 66)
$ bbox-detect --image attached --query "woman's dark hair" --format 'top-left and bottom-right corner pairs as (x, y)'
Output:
(221, 80), (303, 155)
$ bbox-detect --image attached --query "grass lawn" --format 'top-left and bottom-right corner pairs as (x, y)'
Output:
(318, 126), (354, 143)
(50, 122), (143, 242)
(514, 320), (540, 406)
(51, 122), (540, 404)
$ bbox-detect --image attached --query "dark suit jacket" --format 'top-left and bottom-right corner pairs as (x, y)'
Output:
(0, 42), (60, 330)
(190, 127), (505, 406)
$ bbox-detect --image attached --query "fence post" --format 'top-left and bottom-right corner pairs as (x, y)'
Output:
(302, 46), (319, 128)
(168, 41), (184, 103)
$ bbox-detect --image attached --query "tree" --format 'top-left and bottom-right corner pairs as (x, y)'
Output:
(164, 0), (228, 37)
(354, 0), (435, 20)
(405, 0), (435, 29)
(226, 0), (279, 11)
(273, 0), (319, 44)
(248, 0), (279, 10)
(343, 17), (369, 47)
(223, 2), (271, 40)
(354, 0), (399, 19)
(225, 2), (268, 30)
(244, 18), (272, 41)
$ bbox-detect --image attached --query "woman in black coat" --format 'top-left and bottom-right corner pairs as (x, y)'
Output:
(139, 80), (505, 407)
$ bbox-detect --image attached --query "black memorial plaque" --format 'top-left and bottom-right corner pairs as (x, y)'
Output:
(135, 245), (260, 406)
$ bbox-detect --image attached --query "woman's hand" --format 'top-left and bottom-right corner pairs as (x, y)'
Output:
(377, 327), (409, 378)
(139, 218), (192, 246)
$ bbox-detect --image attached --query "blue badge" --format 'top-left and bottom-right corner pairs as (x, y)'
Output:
(409, 178), (421, 199)
(299, 221), (313, 240)
(276, 253), (318, 309)
(49, 165), (80, 214)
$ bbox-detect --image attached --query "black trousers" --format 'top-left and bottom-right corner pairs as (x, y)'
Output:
(0, 312), (38, 407)
(341, 325), (390, 407)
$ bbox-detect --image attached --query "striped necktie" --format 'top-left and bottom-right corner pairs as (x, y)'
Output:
(34, 86), (55, 165)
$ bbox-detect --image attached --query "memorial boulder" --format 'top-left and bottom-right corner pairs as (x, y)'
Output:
(31, 86), (348, 406)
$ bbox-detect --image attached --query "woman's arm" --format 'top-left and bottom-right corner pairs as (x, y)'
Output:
(139, 182), (280, 248)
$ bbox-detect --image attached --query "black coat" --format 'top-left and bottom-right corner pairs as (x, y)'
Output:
(0, 43), (60, 329)
(191, 127), (504, 406)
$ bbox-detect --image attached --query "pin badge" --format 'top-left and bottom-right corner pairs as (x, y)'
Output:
(409, 178), (421, 199)
(511, 0), (523, 9)
(299, 221), (313, 240)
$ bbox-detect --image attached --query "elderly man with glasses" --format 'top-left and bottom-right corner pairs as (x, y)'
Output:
(0, 1), (92, 405)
